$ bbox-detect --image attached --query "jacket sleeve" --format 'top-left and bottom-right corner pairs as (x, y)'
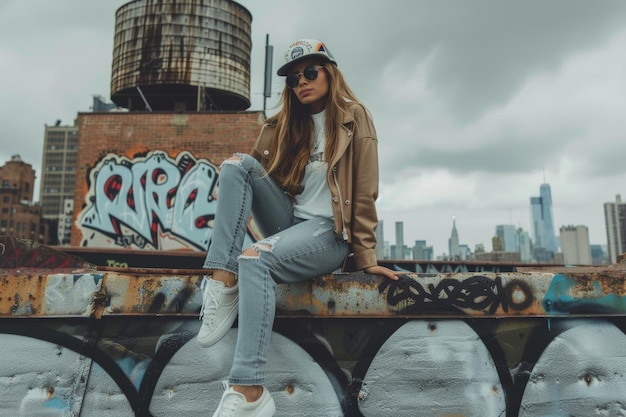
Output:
(350, 105), (380, 270)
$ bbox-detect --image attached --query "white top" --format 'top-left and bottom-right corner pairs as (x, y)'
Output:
(293, 110), (334, 220)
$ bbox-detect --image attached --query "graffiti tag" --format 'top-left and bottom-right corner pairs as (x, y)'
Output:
(78, 151), (218, 250)
(379, 275), (534, 315)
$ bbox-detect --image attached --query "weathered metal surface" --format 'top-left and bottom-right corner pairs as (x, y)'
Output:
(3, 239), (626, 416)
(519, 320), (626, 416)
(358, 320), (506, 416)
(2, 266), (626, 318)
(111, 0), (252, 110)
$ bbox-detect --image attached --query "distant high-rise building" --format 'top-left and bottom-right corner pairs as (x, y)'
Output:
(448, 217), (460, 260)
(590, 244), (608, 265)
(517, 228), (532, 263)
(395, 221), (405, 259)
(530, 183), (558, 252)
(496, 224), (518, 252)
(412, 239), (433, 261)
(57, 198), (74, 246)
(458, 244), (470, 261)
(376, 220), (385, 260)
(40, 123), (78, 223)
(559, 225), (592, 265)
(492, 236), (503, 252)
(0, 155), (50, 243)
(422, 245), (434, 261)
(383, 241), (391, 260)
(604, 194), (626, 264)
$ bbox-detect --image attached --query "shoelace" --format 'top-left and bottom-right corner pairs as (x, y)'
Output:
(199, 277), (220, 325)
(216, 381), (242, 417)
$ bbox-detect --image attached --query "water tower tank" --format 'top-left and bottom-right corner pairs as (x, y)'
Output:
(111, 0), (252, 111)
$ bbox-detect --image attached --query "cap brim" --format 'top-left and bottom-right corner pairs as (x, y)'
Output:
(277, 55), (332, 76)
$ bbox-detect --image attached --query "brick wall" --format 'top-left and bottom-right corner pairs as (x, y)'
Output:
(71, 111), (264, 248)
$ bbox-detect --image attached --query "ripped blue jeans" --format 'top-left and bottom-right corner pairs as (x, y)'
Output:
(202, 153), (349, 385)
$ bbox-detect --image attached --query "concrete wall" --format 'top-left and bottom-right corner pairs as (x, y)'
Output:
(1, 238), (626, 416)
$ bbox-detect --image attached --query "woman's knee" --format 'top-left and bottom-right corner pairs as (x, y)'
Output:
(240, 243), (272, 259)
(221, 153), (255, 169)
(241, 247), (259, 258)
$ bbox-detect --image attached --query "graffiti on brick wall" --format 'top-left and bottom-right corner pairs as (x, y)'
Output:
(78, 151), (219, 250)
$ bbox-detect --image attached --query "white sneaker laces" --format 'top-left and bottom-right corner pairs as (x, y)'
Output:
(216, 381), (242, 417)
(199, 277), (220, 325)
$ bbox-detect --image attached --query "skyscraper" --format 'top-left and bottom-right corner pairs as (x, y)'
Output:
(530, 183), (558, 252)
(40, 123), (78, 222)
(449, 217), (460, 260)
(604, 194), (626, 264)
(412, 239), (433, 261)
(517, 228), (532, 263)
(559, 225), (592, 265)
(495, 224), (519, 252)
(395, 221), (405, 260)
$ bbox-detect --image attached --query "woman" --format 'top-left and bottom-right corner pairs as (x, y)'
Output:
(199, 38), (397, 417)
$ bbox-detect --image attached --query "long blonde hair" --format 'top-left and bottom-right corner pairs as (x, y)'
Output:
(264, 63), (363, 196)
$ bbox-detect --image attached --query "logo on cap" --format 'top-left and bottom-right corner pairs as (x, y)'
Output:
(290, 46), (304, 60)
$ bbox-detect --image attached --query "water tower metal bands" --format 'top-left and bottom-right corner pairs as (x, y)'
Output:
(111, 0), (252, 112)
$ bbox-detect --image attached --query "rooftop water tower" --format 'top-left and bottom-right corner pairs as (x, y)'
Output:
(111, 0), (252, 112)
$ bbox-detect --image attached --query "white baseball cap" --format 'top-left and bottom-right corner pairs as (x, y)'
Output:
(277, 39), (337, 76)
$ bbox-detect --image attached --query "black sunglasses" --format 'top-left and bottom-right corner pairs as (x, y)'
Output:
(285, 65), (325, 89)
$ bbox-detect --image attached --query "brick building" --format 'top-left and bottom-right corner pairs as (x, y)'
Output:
(0, 155), (50, 243)
(71, 111), (264, 250)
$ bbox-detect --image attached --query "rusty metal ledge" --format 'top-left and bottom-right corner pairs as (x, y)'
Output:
(1, 264), (626, 319)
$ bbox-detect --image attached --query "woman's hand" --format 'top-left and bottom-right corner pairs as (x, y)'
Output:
(363, 265), (399, 281)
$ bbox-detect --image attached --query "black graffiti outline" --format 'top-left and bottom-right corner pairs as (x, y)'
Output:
(379, 275), (509, 315)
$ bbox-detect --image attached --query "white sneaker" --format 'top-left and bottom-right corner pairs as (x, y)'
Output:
(197, 276), (239, 347)
(212, 382), (276, 417)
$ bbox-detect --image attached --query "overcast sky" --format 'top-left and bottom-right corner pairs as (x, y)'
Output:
(1, 0), (626, 256)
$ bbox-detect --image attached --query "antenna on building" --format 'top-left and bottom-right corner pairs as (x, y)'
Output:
(136, 86), (152, 112)
(263, 34), (273, 113)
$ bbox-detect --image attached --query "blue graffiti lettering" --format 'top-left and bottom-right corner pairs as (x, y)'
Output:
(78, 151), (218, 250)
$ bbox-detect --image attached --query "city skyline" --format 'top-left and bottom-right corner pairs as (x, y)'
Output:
(379, 214), (605, 260)
(379, 181), (606, 257)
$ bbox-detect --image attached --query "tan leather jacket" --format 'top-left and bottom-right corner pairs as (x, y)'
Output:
(250, 102), (380, 270)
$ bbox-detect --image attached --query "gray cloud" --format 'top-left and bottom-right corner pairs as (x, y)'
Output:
(1, 0), (625, 254)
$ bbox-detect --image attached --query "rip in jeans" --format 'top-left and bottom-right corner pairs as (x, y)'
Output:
(238, 236), (280, 260)
(313, 221), (334, 238)
(221, 153), (244, 168)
